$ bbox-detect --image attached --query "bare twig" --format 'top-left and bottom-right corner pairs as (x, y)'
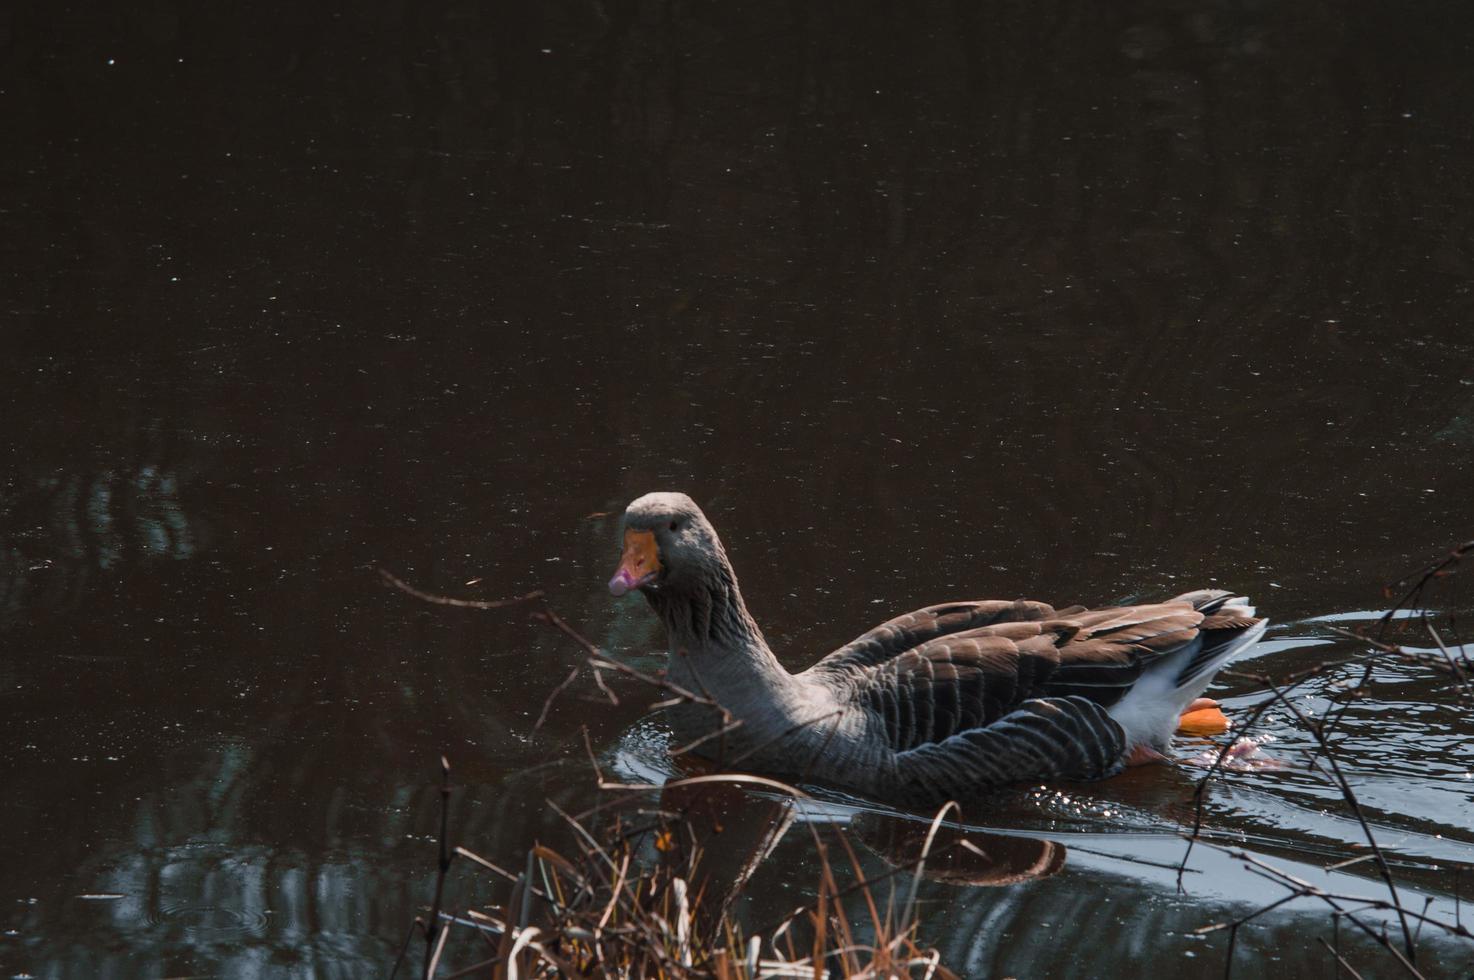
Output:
(1378, 540), (1473, 638)
(1194, 893), (1302, 935)
(1179, 539), (1474, 977)
(668, 718), (747, 759)
(423, 919), (451, 979)
(379, 567), (544, 609)
(727, 708), (846, 768)
(1317, 936), (1367, 980)
(1252, 675), (1414, 958)
(588, 655), (722, 711)
(424, 755), (454, 980)
(377, 567), (610, 729)
(387, 916), (422, 980)
(535, 666), (581, 732)
(902, 803), (960, 933)
(530, 606), (602, 658)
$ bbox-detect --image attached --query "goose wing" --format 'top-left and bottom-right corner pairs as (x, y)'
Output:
(853, 594), (1260, 752)
(1043, 593), (1261, 706)
(810, 599), (1062, 676)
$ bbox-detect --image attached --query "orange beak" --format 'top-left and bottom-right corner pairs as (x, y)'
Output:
(608, 528), (660, 596)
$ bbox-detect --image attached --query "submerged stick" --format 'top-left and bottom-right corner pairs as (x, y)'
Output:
(424, 755), (454, 980)
(1318, 936), (1367, 980)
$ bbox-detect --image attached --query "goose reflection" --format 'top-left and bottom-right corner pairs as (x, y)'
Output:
(651, 771), (1065, 923)
(848, 811), (1066, 887)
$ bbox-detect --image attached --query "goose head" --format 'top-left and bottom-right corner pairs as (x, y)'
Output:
(607, 491), (727, 598)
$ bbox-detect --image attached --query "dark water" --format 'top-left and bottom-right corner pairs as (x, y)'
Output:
(4, 1), (1474, 976)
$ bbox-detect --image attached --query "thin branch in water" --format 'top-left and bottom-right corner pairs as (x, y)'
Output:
(1223, 846), (1443, 977)
(589, 661), (619, 705)
(1318, 936), (1366, 980)
(1239, 674), (1415, 959)
(1194, 893), (1302, 935)
(424, 917), (451, 980)
(535, 665), (581, 731)
(727, 708), (847, 768)
(668, 718), (747, 759)
(1422, 618), (1471, 693)
(1178, 692), (1281, 890)
(379, 567), (544, 610)
(387, 915), (422, 980)
(436, 956), (500, 980)
(424, 755), (454, 980)
(531, 606), (603, 658)
(1378, 540), (1472, 638)
(797, 707), (849, 785)
(1177, 541), (1474, 976)
(588, 655), (721, 709)
(454, 846), (551, 901)
(580, 726), (607, 787)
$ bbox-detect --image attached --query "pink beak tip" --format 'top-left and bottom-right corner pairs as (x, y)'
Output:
(608, 569), (637, 596)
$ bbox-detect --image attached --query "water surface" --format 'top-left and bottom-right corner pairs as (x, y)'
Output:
(3, 1), (1474, 976)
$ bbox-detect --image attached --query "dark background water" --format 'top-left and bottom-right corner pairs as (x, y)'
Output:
(3, 1), (1473, 977)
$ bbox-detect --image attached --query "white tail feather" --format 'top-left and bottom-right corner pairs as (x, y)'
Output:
(1107, 617), (1267, 752)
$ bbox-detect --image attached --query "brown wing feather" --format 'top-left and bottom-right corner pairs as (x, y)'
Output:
(1044, 602), (1207, 704)
(812, 599), (1058, 675)
(1201, 614), (1261, 631)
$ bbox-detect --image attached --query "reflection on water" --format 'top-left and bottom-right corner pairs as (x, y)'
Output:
(851, 813), (1067, 887)
(4, 0), (1474, 976)
(1, 464), (201, 630)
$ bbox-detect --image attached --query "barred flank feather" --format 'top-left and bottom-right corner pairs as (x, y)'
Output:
(896, 697), (1125, 804)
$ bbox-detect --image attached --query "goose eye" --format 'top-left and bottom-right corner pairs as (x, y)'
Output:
(669, 520), (680, 532)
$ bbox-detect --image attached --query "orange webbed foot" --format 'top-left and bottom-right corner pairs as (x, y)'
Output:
(1177, 697), (1232, 736)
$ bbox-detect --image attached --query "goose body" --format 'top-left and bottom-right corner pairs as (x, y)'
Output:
(608, 492), (1267, 807)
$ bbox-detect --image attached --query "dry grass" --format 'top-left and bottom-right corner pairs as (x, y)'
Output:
(389, 761), (959, 980)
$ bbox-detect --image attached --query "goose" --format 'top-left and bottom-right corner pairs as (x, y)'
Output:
(607, 492), (1267, 807)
